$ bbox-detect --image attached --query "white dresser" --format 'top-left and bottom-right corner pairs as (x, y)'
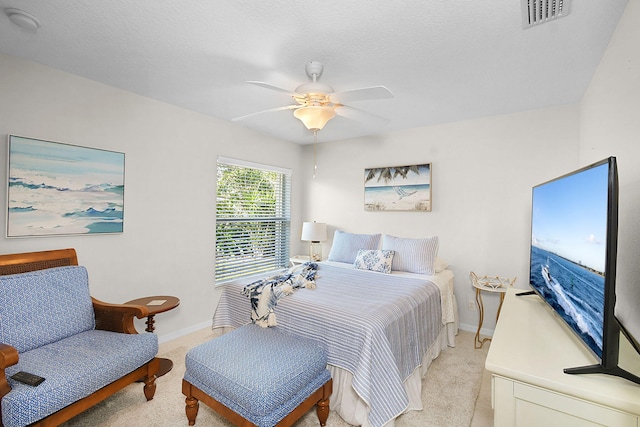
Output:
(486, 288), (640, 426)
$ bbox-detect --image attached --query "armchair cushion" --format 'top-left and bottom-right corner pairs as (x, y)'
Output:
(0, 266), (95, 353)
(0, 249), (160, 427)
(2, 329), (158, 427)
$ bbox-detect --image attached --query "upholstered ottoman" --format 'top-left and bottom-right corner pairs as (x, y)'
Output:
(182, 324), (332, 427)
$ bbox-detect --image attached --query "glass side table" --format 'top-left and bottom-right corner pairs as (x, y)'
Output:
(470, 272), (516, 349)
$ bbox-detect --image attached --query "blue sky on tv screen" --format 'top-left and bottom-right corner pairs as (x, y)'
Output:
(531, 163), (608, 273)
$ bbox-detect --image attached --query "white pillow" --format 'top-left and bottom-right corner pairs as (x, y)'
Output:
(353, 249), (395, 274)
(435, 257), (449, 273)
(327, 230), (381, 264)
(381, 235), (439, 274)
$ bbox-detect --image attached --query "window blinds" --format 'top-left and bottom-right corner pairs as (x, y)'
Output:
(215, 158), (291, 282)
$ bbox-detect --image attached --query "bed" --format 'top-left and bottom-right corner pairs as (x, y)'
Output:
(211, 232), (458, 427)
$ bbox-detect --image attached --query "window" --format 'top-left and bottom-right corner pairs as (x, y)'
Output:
(215, 157), (291, 282)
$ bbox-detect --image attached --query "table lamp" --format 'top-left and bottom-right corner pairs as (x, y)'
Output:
(301, 221), (327, 261)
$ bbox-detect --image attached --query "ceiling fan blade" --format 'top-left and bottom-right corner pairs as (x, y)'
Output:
(335, 104), (389, 124)
(232, 105), (299, 122)
(331, 86), (394, 104)
(246, 81), (299, 96)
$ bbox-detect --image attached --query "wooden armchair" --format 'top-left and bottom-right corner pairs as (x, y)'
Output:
(0, 248), (160, 427)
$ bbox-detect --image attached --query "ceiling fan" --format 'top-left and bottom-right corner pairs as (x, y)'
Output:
(233, 62), (394, 132)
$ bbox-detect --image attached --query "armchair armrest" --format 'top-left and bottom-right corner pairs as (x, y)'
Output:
(92, 298), (150, 334)
(0, 343), (19, 399)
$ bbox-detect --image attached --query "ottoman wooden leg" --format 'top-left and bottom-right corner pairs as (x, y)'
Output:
(316, 379), (332, 426)
(316, 396), (329, 426)
(182, 380), (200, 426)
(185, 396), (199, 426)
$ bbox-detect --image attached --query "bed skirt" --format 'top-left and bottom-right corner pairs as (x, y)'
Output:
(328, 320), (457, 427)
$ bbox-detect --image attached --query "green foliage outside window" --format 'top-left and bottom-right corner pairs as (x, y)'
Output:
(216, 162), (290, 282)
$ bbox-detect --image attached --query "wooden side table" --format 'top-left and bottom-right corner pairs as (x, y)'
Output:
(126, 295), (180, 377)
(470, 272), (516, 349)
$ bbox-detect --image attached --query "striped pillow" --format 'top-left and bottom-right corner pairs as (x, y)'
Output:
(381, 235), (439, 274)
(327, 230), (381, 264)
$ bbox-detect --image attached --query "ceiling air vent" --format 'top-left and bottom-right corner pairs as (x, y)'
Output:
(522, 0), (571, 29)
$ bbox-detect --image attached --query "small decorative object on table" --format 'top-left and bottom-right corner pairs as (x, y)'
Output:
(470, 271), (516, 349)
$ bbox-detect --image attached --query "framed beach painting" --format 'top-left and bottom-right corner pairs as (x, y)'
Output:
(364, 163), (431, 212)
(6, 135), (125, 237)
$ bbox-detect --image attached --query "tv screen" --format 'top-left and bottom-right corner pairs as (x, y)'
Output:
(529, 157), (640, 384)
(530, 159), (612, 359)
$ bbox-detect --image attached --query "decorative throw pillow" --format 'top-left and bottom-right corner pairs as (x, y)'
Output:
(381, 235), (439, 274)
(353, 249), (395, 274)
(327, 230), (381, 264)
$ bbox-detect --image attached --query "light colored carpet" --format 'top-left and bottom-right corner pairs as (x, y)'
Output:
(61, 330), (487, 427)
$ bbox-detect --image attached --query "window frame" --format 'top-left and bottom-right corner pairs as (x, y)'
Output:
(215, 156), (291, 283)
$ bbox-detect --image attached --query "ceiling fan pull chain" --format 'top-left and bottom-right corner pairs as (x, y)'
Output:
(313, 130), (318, 179)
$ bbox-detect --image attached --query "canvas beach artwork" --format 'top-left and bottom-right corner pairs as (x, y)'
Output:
(6, 135), (125, 237)
(364, 163), (431, 212)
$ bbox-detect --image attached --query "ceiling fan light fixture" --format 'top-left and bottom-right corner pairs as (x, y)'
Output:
(294, 106), (336, 131)
(295, 81), (333, 95)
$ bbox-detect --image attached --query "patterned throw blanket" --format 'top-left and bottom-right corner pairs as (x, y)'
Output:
(242, 262), (318, 327)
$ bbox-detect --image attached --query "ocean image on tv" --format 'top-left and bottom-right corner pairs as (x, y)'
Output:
(7, 136), (125, 237)
(530, 163), (609, 359)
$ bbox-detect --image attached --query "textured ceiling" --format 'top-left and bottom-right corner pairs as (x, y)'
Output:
(0, 0), (628, 144)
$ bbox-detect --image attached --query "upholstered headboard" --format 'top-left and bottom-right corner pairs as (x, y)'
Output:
(0, 248), (78, 276)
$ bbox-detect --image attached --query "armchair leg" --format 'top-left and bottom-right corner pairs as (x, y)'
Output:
(143, 358), (160, 401)
(143, 375), (157, 401)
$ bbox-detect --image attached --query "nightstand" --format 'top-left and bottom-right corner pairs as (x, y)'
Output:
(290, 255), (311, 266)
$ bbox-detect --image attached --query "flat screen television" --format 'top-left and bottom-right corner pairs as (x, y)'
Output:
(527, 156), (640, 384)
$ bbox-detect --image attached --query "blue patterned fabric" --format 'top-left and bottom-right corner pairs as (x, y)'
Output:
(242, 262), (318, 327)
(184, 324), (330, 427)
(353, 249), (395, 273)
(2, 330), (158, 427)
(0, 266), (95, 353)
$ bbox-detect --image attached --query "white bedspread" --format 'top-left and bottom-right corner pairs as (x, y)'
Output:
(212, 262), (448, 427)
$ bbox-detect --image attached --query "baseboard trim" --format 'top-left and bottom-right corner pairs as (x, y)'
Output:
(458, 322), (494, 338)
(158, 319), (211, 344)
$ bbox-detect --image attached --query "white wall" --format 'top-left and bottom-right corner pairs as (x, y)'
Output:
(0, 53), (304, 341)
(301, 106), (580, 332)
(580, 1), (640, 347)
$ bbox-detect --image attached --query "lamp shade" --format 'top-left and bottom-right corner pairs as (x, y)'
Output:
(293, 106), (336, 131)
(301, 222), (327, 242)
